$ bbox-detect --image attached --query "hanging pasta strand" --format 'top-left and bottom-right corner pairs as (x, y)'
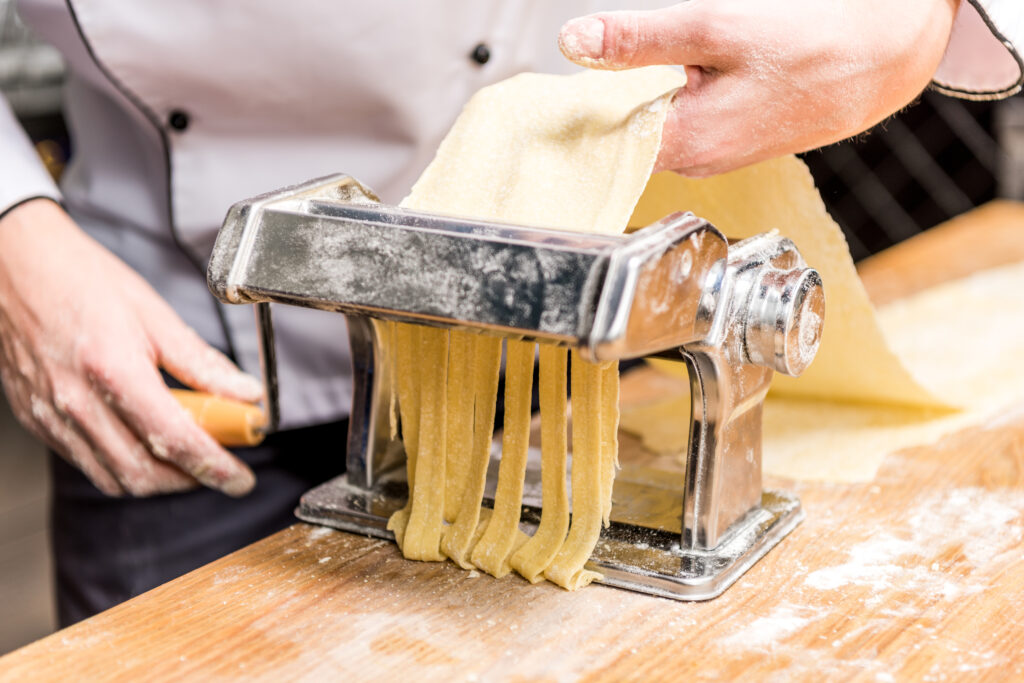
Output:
(441, 335), (502, 568)
(444, 330), (477, 523)
(544, 352), (606, 590)
(386, 322), (423, 548)
(375, 320), (399, 440)
(600, 360), (620, 527)
(509, 344), (570, 582)
(470, 339), (535, 577)
(400, 326), (450, 561)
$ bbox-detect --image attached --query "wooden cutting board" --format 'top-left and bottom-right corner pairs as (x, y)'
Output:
(3, 201), (1024, 682)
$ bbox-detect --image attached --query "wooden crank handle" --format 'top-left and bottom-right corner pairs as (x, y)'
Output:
(169, 389), (267, 447)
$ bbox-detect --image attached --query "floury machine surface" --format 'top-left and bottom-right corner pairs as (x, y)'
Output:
(206, 174), (825, 600)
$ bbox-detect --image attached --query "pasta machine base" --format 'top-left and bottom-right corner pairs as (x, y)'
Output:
(296, 467), (803, 601)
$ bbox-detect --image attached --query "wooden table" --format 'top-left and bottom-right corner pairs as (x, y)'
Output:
(4, 202), (1024, 682)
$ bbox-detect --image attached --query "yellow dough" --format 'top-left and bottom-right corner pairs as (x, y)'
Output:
(400, 326), (449, 561)
(440, 335), (503, 569)
(402, 68), (681, 234)
(375, 320), (399, 440)
(444, 331), (476, 523)
(622, 260), (1024, 482)
(631, 163), (948, 409)
(544, 354), (607, 590)
(470, 339), (535, 577)
(770, 260), (1024, 481)
(385, 322), (422, 548)
(509, 345), (570, 582)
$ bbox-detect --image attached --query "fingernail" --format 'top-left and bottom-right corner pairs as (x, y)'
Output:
(560, 17), (605, 61)
(222, 468), (256, 497)
(235, 373), (264, 402)
(219, 371), (263, 403)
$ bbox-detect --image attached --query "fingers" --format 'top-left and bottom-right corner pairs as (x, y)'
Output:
(558, 1), (763, 177)
(652, 70), (787, 177)
(654, 78), (734, 177)
(20, 387), (126, 497)
(55, 382), (199, 497)
(3, 362), (200, 497)
(85, 353), (256, 497)
(0, 201), (259, 499)
(137, 296), (263, 403)
(0, 346), (124, 496)
(559, 5), (732, 71)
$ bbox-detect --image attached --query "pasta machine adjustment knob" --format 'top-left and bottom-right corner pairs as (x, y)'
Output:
(743, 266), (824, 377)
(679, 232), (823, 554)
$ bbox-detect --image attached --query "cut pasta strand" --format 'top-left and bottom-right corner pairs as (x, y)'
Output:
(386, 322), (423, 548)
(600, 360), (619, 528)
(400, 326), (449, 561)
(444, 330), (476, 523)
(544, 352), (606, 590)
(470, 339), (536, 578)
(441, 335), (503, 568)
(509, 344), (569, 582)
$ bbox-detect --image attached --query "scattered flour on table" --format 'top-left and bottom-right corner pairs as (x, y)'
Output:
(706, 487), (1024, 680)
(805, 488), (1024, 597)
(306, 526), (335, 543)
(718, 604), (812, 650)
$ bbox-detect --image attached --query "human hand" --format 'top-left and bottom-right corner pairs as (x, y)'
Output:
(559, 0), (959, 176)
(0, 199), (262, 496)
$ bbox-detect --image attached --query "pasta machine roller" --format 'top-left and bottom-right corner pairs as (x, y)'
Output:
(207, 174), (825, 601)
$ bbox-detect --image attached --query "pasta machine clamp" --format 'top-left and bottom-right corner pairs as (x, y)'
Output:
(207, 174), (824, 601)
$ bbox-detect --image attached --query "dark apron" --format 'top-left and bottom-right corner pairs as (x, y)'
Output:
(49, 420), (347, 626)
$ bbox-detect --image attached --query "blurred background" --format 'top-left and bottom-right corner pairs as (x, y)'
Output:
(2, 0), (1023, 655)
(1, 0), (63, 656)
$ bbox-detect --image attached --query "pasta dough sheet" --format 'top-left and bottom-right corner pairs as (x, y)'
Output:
(621, 260), (1024, 482)
(404, 65), (957, 424)
(630, 163), (950, 409)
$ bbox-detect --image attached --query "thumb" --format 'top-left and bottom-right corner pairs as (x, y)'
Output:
(143, 303), (263, 403)
(559, 5), (727, 71)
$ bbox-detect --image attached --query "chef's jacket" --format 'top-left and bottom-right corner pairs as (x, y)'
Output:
(1, 0), (1021, 429)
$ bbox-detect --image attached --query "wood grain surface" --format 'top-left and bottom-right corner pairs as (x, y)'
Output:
(3, 201), (1024, 682)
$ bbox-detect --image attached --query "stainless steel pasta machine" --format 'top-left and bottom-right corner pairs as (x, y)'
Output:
(207, 173), (825, 601)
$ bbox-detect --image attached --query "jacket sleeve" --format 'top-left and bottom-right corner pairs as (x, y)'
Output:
(0, 93), (62, 219)
(932, 0), (1023, 100)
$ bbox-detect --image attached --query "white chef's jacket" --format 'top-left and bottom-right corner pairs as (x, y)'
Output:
(1, 0), (1021, 429)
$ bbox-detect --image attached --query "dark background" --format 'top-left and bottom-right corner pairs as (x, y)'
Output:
(802, 92), (1021, 261)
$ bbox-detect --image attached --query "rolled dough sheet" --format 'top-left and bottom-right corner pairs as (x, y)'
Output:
(621, 260), (1024, 482)
(631, 164), (949, 409)
(408, 65), (953, 412)
(404, 68), (680, 232)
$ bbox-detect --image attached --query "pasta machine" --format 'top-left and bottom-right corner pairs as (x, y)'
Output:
(207, 174), (825, 601)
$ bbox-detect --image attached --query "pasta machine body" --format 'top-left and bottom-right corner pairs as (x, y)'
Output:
(207, 174), (825, 601)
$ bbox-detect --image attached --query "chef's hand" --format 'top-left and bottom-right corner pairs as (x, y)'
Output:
(0, 199), (262, 497)
(559, 0), (959, 176)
